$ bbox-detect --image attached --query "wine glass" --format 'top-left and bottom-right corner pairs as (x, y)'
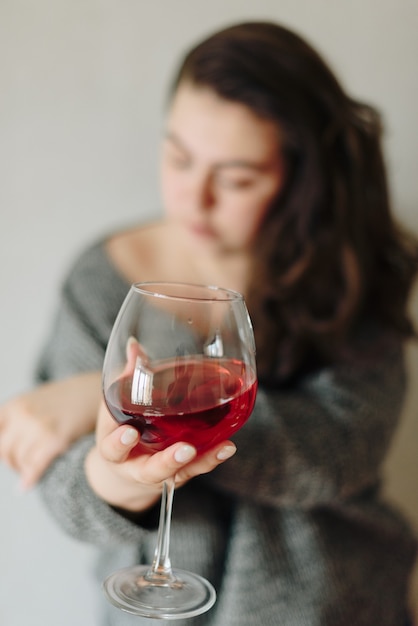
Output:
(102, 282), (257, 619)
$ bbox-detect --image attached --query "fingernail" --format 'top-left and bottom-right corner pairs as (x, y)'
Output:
(121, 427), (138, 445)
(174, 444), (196, 463)
(216, 445), (236, 461)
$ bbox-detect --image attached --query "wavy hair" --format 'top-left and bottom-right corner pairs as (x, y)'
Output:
(171, 21), (418, 383)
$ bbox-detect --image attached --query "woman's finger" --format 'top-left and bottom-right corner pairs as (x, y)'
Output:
(0, 425), (21, 470)
(128, 442), (198, 485)
(125, 441), (236, 487)
(174, 441), (237, 485)
(99, 425), (140, 463)
(18, 436), (67, 490)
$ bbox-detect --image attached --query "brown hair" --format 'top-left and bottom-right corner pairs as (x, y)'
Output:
(171, 21), (418, 383)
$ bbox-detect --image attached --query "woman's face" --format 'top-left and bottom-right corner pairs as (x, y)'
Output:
(160, 82), (285, 254)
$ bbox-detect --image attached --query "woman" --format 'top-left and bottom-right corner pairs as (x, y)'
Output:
(1, 21), (417, 625)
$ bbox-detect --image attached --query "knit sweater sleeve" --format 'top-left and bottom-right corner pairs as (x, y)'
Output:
(204, 331), (407, 508)
(41, 434), (152, 544)
(37, 241), (154, 543)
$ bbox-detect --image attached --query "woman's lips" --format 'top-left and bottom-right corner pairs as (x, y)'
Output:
(189, 223), (217, 238)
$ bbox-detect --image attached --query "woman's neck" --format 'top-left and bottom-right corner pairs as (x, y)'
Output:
(106, 219), (252, 296)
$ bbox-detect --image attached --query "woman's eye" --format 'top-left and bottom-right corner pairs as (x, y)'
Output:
(218, 177), (255, 190)
(167, 152), (191, 170)
(172, 159), (191, 170)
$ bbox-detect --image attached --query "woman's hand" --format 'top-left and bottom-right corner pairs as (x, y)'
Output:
(0, 372), (101, 489)
(85, 400), (237, 513)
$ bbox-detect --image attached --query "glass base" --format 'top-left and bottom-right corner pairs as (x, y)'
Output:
(103, 565), (217, 620)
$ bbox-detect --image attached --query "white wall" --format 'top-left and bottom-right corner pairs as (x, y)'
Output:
(1, 1), (417, 624)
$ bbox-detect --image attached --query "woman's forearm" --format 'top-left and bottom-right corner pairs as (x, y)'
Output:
(0, 370), (102, 488)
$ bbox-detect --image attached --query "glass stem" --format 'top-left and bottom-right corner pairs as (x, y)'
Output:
(146, 477), (176, 583)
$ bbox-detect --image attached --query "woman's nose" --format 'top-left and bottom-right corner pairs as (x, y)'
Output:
(187, 172), (215, 212)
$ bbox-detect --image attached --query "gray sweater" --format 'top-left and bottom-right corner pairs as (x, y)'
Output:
(38, 239), (417, 625)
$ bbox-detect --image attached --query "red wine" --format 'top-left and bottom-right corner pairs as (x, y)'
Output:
(105, 357), (257, 452)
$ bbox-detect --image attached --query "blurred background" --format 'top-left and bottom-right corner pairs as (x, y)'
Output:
(1, 1), (417, 624)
